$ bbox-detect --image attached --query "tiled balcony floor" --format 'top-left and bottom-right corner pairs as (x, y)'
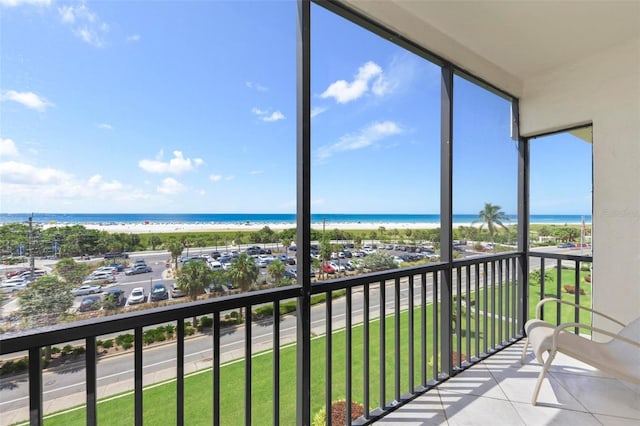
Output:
(374, 341), (640, 425)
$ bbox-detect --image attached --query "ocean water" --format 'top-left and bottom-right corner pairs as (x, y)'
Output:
(0, 213), (591, 226)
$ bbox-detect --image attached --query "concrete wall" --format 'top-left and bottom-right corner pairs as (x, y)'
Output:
(520, 38), (640, 331)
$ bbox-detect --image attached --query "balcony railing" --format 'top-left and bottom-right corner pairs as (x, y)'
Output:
(0, 250), (592, 425)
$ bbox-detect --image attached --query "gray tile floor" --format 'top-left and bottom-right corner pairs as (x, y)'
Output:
(374, 341), (640, 425)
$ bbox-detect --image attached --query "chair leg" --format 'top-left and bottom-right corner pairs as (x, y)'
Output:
(521, 337), (529, 364)
(532, 350), (556, 405)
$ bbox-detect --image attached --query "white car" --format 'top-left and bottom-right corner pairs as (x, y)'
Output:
(0, 277), (29, 293)
(72, 284), (103, 296)
(83, 272), (117, 286)
(127, 287), (146, 305)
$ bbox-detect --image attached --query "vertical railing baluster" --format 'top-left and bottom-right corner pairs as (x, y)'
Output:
(556, 259), (562, 326)
(465, 265), (471, 362)
(433, 273), (439, 380)
(273, 300), (280, 426)
(408, 274), (415, 392)
(245, 306), (252, 426)
(346, 287), (353, 424)
(213, 313), (220, 426)
(177, 319), (184, 426)
(363, 283), (370, 419)
(28, 347), (42, 426)
(491, 262), (496, 349)
(455, 266), (461, 367)
(540, 258), (546, 321)
(483, 262), (488, 354)
(86, 336), (97, 426)
(474, 264), (480, 358)
(380, 280), (386, 407)
(574, 261), (581, 334)
(512, 257), (517, 338)
(505, 258), (511, 340)
(421, 272), (427, 386)
(394, 277), (401, 401)
(134, 327), (143, 426)
(498, 260), (503, 346)
(326, 291), (332, 422)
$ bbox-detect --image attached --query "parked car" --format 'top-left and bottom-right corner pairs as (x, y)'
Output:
(322, 262), (335, 274)
(78, 295), (102, 312)
(127, 287), (146, 304)
(108, 263), (125, 272)
(102, 288), (126, 307)
(150, 283), (169, 301)
(104, 252), (129, 259)
(0, 277), (29, 293)
(72, 284), (102, 296)
(125, 265), (153, 275)
(284, 268), (297, 279)
(171, 283), (186, 298)
(82, 272), (116, 286)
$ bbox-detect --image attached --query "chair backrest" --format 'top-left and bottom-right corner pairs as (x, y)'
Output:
(606, 317), (640, 377)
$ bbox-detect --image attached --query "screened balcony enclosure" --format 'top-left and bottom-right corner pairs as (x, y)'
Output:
(1, 0), (638, 425)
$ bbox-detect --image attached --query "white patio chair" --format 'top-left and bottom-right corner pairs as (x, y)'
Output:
(521, 297), (640, 405)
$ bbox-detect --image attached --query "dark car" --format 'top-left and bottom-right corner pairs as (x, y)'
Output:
(125, 265), (153, 275)
(108, 263), (125, 272)
(284, 268), (297, 279)
(104, 252), (129, 259)
(150, 283), (169, 301)
(103, 289), (126, 307)
(78, 295), (102, 312)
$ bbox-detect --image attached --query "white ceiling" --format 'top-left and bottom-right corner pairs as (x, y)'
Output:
(342, 0), (640, 94)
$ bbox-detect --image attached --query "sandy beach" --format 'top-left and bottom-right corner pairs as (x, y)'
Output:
(71, 221), (474, 234)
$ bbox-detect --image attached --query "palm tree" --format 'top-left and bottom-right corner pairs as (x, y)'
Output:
(177, 261), (213, 301)
(475, 202), (510, 251)
(267, 259), (286, 286)
(228, 253), (258, 293)
(228, 253), (259, 319)
(167, 240), (183, 271)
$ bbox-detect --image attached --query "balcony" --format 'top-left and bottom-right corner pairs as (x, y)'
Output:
(3, 250), (627, 426)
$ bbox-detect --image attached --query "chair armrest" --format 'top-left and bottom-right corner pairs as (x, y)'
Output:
(534, 298), (626, 327)
(551, 322), (640, 351)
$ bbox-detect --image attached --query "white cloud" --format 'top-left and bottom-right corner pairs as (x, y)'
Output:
(209, 174), (234, 182)
(97, 123), (112, 130)
(88, 174), (123, 191)
(0, 161), (71, 185)
(0, 138), (19, 157)
(246, 81), (268, 91)
(157, 177), (184, 195)
(320, 61), (392, 104)
(127, 34), (141, 42)
(311, 106), (327, 118)
(58, 2), (109, 47)
(317, 121), (402, 160)
(249, 170), (263, 175)
(0, 0), (51, 6)
(1, 90), (52, 111)
(252, 107), (285, 122)
(138, 150), (204, 175)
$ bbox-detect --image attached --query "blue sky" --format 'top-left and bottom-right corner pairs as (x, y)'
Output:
(0, 0), (592, 216)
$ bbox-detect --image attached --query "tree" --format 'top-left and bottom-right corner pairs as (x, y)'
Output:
(228, 253), (259, 293)
(55, 257), (91, 287)
(177, 261), (214, 325)
(475, 202), (510, 251)
(362, 252), (397, 272)
(267, 259), (285, 285)
(167, 240), (183, 270)
(19, 275), (73, 328)
(228, 253), (259, 319)
(150, 235), (162, 250)
(177, 261), (213, 301)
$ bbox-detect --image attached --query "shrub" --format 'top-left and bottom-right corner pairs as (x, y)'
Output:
(312, 400), (365, 426)
(102, 339), (114, 349)
(584, 274), (591, 283)
(255, 306), (274, 318)
(72, 347), (86, 357)
(184, 327), (196, 336)
(563, 285), (586, 295)
(199, 316), (213, 329)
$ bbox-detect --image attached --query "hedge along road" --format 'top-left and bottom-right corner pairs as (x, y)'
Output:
(0, 275), (436, 419)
